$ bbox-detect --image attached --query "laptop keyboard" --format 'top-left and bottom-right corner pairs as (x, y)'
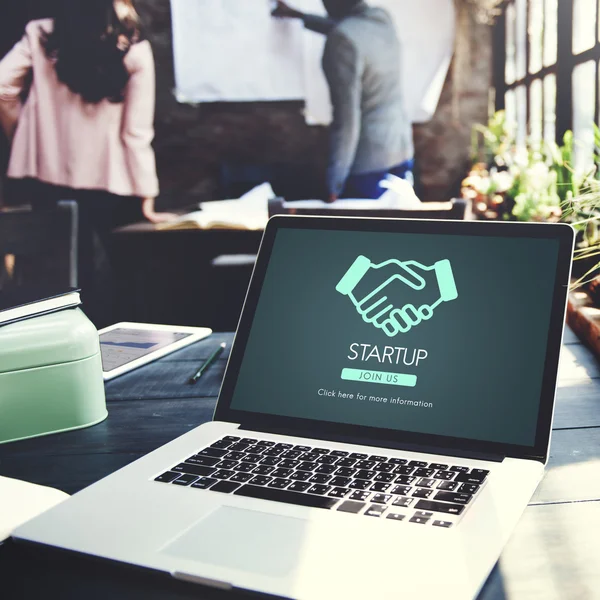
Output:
(154, 436), (489, 528)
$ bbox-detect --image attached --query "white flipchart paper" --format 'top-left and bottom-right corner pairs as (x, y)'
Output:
(170, 0), (455, 124)
(171, 0), (306, 102)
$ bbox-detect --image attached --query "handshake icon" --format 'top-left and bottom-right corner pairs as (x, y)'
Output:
(336, 255), (458, 337)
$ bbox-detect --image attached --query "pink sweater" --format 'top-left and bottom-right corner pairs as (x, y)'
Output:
(0, 19), (159, 199)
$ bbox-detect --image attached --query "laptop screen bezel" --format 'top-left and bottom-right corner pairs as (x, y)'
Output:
(214, 215), (574, 462)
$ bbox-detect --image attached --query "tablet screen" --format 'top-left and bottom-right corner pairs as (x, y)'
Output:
(100, 328), (191, 371)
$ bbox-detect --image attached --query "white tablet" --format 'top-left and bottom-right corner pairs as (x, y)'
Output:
(98, 322), (212, 380)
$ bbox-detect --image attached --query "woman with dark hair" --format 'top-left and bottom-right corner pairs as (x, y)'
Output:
(0, 0), (175, 324)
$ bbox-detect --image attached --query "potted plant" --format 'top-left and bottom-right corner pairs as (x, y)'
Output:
(464, 112), (600, 227)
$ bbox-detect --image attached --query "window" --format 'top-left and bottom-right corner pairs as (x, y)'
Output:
(528, 0), (543, 74)
(543, 0), (557, 67)
(496, 0), (600, 171)
(530, 78), (543, 143)
(543, 74), (556, 144)
(573, 0), (596, 55)
(572, 60), (596, 172)
(516, 0), (527, 79)
(505, 3), (516, 84)
(500, 0), (558, 148)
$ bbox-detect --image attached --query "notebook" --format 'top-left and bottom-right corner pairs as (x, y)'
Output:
(0, 286), (81, 327)
(0, 477), (69, 542)
(158, 183), (273, 231)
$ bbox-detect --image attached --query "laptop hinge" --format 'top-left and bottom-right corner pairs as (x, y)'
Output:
(237, 423), (506, 463)
(172, 571), (232, 590)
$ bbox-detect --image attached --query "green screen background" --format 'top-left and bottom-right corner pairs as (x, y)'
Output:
(230, 228), (560, 447)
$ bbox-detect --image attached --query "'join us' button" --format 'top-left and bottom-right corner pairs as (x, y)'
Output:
(341, 368), (417, 387)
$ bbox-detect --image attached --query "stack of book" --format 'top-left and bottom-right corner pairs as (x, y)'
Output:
(0, 286), (81, 328)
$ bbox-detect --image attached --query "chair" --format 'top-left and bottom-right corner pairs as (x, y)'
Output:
(0, 201), (78, 291)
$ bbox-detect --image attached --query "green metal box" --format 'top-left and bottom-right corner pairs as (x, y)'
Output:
(0, 308), (107, 444)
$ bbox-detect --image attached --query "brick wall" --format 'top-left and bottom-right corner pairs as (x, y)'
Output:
(413, 9), (492, 201)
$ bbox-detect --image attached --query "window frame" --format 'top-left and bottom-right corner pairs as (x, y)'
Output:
(494, 0), (600, 145)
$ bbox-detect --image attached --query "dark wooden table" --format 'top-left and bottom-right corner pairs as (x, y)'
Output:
(1, 328), (599, 599)
(110, 224), (263, 326)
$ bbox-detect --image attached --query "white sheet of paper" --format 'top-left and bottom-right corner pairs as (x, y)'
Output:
(0, 476), (69, 542)
(298, 0), (331, 125)
(171, 0), (305, 102)
(388, 0), (456, 123)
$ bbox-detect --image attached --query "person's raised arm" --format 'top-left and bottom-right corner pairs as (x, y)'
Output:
(271, 1), (336, 35)
(121, 41), (175, 223)
(0, 24), (33, 140)
(322, 31), (361, 200)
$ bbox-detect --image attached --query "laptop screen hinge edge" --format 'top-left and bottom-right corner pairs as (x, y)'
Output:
(172, 571), (232, 590)
(236, 423), (506, 463)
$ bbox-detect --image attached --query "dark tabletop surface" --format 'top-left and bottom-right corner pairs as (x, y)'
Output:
(1, 328), (599, 599)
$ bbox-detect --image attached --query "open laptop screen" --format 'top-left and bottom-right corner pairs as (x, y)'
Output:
(222, 219), (572, 458)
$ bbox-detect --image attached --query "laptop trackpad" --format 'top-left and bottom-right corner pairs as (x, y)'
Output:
(163, 506), (307, 577)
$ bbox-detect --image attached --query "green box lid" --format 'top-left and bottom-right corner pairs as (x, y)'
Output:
(0, 308), (99, 374)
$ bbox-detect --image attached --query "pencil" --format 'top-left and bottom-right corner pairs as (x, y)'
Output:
(188, 342), (226, 384)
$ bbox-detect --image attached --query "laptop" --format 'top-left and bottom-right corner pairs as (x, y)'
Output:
(13, 216), (574, 599)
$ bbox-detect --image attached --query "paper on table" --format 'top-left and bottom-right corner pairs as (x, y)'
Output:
(282, 197), (453, 211)
(282, 198), (392, 209)
(282, 176), (452, 210)
(158, 182), (273, 230)
(0, 476), (69, 542)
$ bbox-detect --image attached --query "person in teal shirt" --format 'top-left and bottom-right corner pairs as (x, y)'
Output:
(273, 0), (414, 201)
